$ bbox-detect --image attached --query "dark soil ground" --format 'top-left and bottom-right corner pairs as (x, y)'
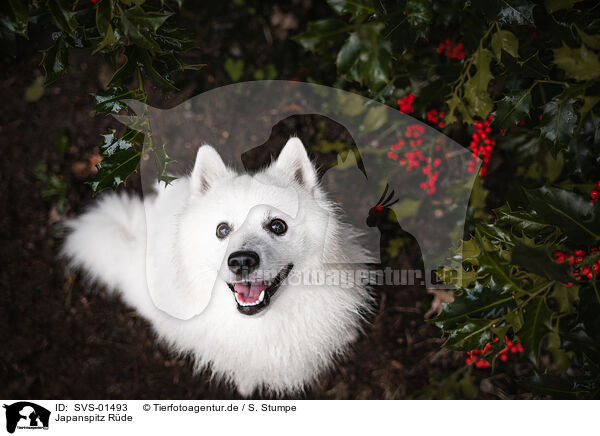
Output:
(0, 2), (532, 400)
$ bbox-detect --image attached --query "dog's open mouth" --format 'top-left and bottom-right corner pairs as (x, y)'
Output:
(227, 264), (293, 316)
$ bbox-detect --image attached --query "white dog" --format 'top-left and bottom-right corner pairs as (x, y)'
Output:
(62, 138), (374, 396)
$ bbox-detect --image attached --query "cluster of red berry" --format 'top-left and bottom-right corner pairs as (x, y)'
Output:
(386, 124), (444, 195)
(398, 93), (416, 114)
(466, 336), (524, 368)
(589, 180), (600, 204)
(436, 38), (466, 60)
(468, 115), (497, 177)
(426, 109), (446, 128)
(553, 247), (600, 280)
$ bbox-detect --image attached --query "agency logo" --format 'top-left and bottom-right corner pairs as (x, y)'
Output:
(3, 402), (50, 434)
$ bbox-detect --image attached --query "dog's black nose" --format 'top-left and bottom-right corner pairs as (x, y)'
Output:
(228, 250), (260, 275)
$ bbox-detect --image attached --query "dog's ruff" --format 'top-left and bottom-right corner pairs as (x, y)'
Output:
(62, 138), (374, 396)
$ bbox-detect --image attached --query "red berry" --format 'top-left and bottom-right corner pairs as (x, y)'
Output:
(500, 354), (509, 362)
(591, 190), (600, 199)
(475, 360), (491, 369)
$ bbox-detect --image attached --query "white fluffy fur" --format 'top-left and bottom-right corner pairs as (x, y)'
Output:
(62, 138), (374, 396)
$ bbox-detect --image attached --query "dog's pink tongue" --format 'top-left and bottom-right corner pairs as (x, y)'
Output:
(234, 282), (266, 303)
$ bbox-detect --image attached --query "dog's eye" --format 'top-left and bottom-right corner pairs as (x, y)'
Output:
(267, 218), (287, 236)
(216, 222), (232, 239)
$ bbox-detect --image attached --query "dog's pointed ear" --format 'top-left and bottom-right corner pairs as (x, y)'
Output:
(273, 137), (318, 189)
(191, 145), (231, 194)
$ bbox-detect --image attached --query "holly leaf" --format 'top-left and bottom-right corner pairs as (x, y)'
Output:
(511, 236), (573, 282)
(120, 13), (161, 51)
(496, 0), (536, 25)
(337, 32), (361, 73)
(89, 148), (141, 194)
(550, 283), (579, 315)
(553, 44), (600, 81)
(292, 19), (349, 52)
(525, 186), (600, 244)
(494, 89), (533, 131)
(443, 319), (496, 351)
(544, 0), (582, 14)
(518, 296), (553, 364)
(4, 0), (29, 38)
(573, 24), (600, 50)
(100, 128), (145, 156)
(434, 280), (514, 331)
(494, 204), (549, 235)
(539, 96), (578, 154)
(48, 0), (79, 35)
(96, 0), (113, 35)
(406, 0), (432, 27)
(154, 144), (176, 186)
(92, 88), (136, 114)
(138, 48), (178, 91)
(491, 30), (519, 61)
(327, 0), (374, 19)
(464, 48), (494, 118)
(154, 26), (197, 51)
(41, 36), (69, 85)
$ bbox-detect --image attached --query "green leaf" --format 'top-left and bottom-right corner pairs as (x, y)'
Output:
(496, 0), (536, 25)
(494, 205), (549, 235)
(544, 0), (581, 14)
(100, 128), (144, 156)
(96, 0), (113, 35)
(92, 24), (118, 54)
(359, 24), (392, 91)
(553, 43), (600, 81)
(361, 105), (388, 132)
(154, 26), (197, 51)
(524, 186), (600, 244)
(336, 32), (361, 73)
(579, 95), (600, 122)
(224, 58), (244, 82)
(434, 281), (514, 331)
(292, 19), (349, 52)
(477, 249), (522, 293)
(41, 36), (69, 85)
(504, 309), (524, 331)
(153, 144), (176, 185)
(124, 6), (172, 33)
(93, 88), (136, 114)
(48, 0), (79, 35)
(518, 296), (553, 364)
(524, 374), (597, 399)
(6, 0), (28, 38)
(89, 148), (141, 194)
(444, 319), (496, 351)
(511, 236), (573, 282)
(107, 53), (137, 88)
(327, 0), (374, 18)
(464, 48), (494, 118)
(539, 96), (578, 153)
(573, 24), (600, 50)
(491, 30), (519, 61)
(494, 89), (532, 132)
(120, 13), (161, 51)
(138, 48), (178, 91)
(406, 0), (432, 27)
(550, 283), (579, 314)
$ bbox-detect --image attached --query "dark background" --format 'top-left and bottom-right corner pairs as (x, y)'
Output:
(0, 1), (529, 399)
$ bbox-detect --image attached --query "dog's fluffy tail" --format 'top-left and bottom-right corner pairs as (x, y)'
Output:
(61, 193), (147, 294)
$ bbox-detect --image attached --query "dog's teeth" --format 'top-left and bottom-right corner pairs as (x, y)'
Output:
(258, 290), (265, 302)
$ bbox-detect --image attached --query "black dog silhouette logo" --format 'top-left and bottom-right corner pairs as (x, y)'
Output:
(3, 402), (50, 433)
